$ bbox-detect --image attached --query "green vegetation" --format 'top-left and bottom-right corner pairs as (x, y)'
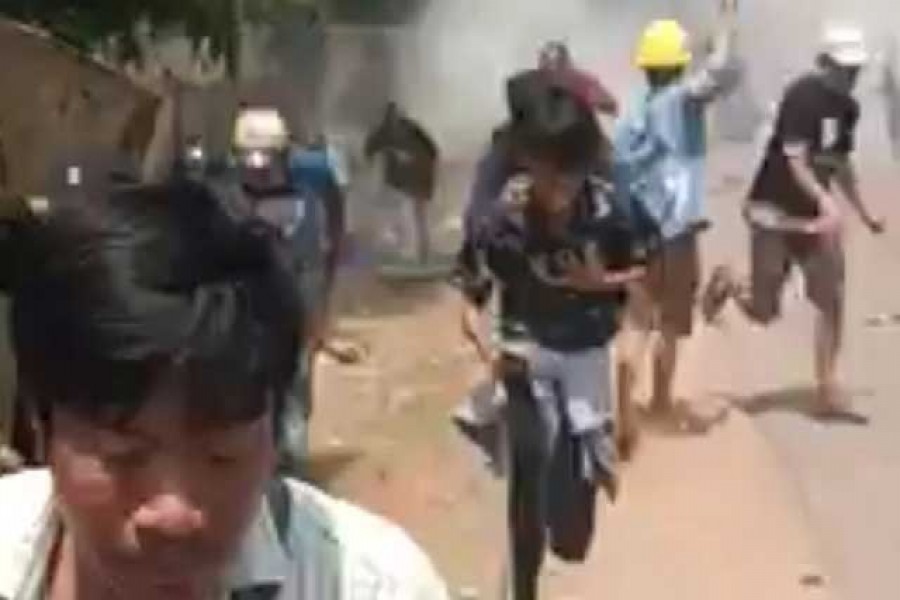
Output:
(0, 0), (316, 75)
(0, 0), (425, 75)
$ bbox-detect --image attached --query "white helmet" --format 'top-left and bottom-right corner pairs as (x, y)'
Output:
(233, 108), (289, 150)
(821, 24), (869, 67)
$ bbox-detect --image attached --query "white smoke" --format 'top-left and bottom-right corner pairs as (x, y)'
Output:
(393, 0), (900, 160)
(396, 0), (674, 158)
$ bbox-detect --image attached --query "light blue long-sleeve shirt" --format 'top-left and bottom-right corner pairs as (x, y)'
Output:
(613, 21), (742, 241)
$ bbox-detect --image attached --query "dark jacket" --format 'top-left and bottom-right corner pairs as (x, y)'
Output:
(365, 114), (438, 200)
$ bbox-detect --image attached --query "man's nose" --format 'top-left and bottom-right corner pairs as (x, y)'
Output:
(133, 492), (206, 539)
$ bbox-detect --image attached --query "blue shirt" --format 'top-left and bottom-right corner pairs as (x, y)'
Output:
(289, 147), (339, 200)
(613, 85), (708, 240)
(613, 22), (741, 241)
(252, 187), (328, 276)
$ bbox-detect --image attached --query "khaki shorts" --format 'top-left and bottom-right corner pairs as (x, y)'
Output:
(626, 232), (701, 338)
(748, 227), (844, 321)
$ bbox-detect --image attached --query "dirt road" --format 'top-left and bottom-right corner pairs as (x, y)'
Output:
(307, 240), (836, 598)
(700, 145), (900, 600)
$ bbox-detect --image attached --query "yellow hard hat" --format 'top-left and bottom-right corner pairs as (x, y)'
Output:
(636, 20), (692, 69)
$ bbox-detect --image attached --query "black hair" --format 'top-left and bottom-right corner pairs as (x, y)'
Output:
(505, 70), (602, 174)
(2, 177), (301, 430)
(645, 67), (685, 89)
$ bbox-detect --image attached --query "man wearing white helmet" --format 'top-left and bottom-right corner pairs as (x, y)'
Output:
(703, 24), (885, 416)
(233, 107), (331, 473)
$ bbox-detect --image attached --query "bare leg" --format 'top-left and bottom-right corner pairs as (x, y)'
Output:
(413, 199), (430, 264)
(616, 295), (653, 459)
(650, 328), (680, 414)
(615, 357), (641, 460)
(814, 303), (844, 413)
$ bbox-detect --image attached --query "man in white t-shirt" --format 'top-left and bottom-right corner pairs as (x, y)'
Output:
(0, 161), (447, 600)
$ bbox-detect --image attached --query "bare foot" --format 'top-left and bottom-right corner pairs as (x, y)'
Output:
(812, 387), (869, 425)
(813, 385), (849, 415)
(671, 401), (722, 435)
(599, 466), (620, 503)
(647, 398), (675, 419)
(616, 428), (640, 462)
(702, 265), (736, 324)
(643, 400), (729, 435)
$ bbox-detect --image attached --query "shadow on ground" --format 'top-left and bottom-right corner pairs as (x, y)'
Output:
(718, 386), (872, 426)
(638, 400), (731, 439)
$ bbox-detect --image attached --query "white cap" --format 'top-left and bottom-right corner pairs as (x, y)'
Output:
(233, 108), (289, 150)
(822, 24), (869, 67)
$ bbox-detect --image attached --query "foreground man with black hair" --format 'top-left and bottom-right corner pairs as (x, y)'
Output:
(0, 164), (447, 599)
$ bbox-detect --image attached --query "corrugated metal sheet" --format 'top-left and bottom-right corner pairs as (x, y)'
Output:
(0, 17), (160, 197)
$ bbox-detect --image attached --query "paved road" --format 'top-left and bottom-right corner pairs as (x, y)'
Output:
(699, 144), (900, 600)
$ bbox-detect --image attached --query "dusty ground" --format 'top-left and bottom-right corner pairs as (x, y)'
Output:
(308, 274), (509, 593)
(304, 141), (900, 598)
(701, 144), (900, 600)
(305, 262), (834, 599)
(313, 268), (831, 600)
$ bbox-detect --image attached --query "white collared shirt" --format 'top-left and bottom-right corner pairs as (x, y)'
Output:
(0, 471), (448, 600)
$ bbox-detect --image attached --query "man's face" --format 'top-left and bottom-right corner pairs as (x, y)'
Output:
(522, 157), (583, 215)
(238, 148), (289, 192)
(47, 383), (276, 600)
(824, 64), (862, 93)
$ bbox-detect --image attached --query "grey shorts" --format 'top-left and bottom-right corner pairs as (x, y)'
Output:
(524, 345), (615, 437)
(626, 232), (701, 338)
(748, 227), (845, 321)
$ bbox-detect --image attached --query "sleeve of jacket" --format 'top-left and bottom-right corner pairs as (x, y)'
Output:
(452, 233), (494, 308)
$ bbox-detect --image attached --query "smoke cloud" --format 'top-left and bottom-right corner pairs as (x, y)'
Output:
(392, 0), (900, 159)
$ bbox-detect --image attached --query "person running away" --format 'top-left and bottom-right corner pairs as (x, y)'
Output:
(702, 24), (884, 417)
(0, 156), (448, 599)
(364, 103), (439, 264)
(612, 0), (741, 456)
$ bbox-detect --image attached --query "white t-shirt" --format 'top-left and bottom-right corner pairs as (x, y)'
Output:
(0, 470), (448, 600)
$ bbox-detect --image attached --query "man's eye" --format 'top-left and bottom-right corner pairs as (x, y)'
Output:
(103, 447), (151, 468)
(206, 452), (243, 467)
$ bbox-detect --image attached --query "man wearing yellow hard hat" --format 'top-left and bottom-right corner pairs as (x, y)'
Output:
(613, 0), (741, 456)
(703, 23), (885, 417)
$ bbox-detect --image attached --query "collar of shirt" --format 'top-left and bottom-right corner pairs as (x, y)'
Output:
(0, 470), (290, 600)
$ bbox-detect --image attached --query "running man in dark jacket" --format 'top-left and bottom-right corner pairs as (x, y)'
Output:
(455, 69), (646, 600)
(365, 103), (439, 263)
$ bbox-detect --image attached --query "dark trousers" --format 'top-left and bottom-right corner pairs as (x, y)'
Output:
(503, 358), (598, 600)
